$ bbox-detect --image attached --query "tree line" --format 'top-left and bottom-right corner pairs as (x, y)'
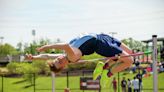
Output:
(0, 37), (145, 56)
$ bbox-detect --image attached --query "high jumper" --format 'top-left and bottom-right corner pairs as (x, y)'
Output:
(25, 33), (134, 86)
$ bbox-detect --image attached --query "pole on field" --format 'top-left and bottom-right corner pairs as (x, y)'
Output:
(33, 73), (36, 92)
(51, 72), (55, 92)
(152, 35), (158, 92)
(2, 75), (4, 92)
(66, 71), (69, 88)
(118, 72), (120, 92)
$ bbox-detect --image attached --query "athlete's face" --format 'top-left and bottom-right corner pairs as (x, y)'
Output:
(53, 56), (68, 69)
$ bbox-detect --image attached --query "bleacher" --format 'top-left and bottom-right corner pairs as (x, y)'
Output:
(0, 55), (21, 66)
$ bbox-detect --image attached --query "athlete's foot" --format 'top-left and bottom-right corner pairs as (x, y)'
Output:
(103, 62), (109, 69)
(93, 62), (105, 80)
(107, 70), (113, 77)
(100, 69), (113, 88)
(100, 69), (110, 88)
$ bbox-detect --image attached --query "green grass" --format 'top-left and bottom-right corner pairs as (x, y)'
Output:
(0, 73), (164, 92)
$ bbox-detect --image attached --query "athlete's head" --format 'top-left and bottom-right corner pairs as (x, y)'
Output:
(47, 55), (69, 73)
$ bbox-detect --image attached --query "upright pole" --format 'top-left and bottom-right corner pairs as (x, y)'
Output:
(118, 72), (120, 92)
(152, 35), (158, 92)
(66, 71), (69, 88)
(146, 43), (149, 63)
(51, 72), (55, 92)
(33, 74), (35, 92)
(82, 71), (84, 92)
(2, 75), (3, 92)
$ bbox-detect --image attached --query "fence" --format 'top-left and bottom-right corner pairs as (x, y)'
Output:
(1, 70), (164, 92)
(0, 73), (35, 92)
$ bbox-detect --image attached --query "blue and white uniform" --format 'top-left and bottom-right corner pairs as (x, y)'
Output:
(69, 33), (122, 57)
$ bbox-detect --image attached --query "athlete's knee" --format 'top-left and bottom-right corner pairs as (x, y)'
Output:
(120, 57), (133, 66)
(125, 57), (133, 66)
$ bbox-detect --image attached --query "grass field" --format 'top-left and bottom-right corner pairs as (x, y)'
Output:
(0, 73), (164, 92)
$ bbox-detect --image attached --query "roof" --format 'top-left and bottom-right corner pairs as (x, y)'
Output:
(142, 37), (164, 43)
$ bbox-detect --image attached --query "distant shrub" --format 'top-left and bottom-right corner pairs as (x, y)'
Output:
(6, 62), (19, 74)
(32, 60), (50, 75)
(6, 60), (50, 85)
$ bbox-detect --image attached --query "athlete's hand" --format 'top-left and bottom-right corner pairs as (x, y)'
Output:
(25, 54), (33, 60)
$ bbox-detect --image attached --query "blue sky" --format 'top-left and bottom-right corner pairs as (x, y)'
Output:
(0, 0), (164, 47)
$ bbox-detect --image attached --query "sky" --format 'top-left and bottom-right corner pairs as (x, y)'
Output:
(0, 0), (164, 47)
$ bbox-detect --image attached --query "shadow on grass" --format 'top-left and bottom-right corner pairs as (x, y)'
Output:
(24, 84), (34, 88)
(12, 79), (34, 89)
(13, 79), (27, 84)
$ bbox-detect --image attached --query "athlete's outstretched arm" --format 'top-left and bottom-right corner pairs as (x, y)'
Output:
(36, 43), (82, 62)
(37, 43), (72, 52)
(25, 54), (62, 60)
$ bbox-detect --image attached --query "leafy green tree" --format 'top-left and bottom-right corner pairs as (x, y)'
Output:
(24, 39), (48, 54)
(24, 38), (63, 54)
(0, 43), (19, 56)
(121, 38), (144, 51)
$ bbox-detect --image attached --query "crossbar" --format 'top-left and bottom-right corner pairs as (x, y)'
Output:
(79, 51), (152, 62)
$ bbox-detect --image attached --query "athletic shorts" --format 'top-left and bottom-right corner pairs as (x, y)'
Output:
(69, 33), (123, 57)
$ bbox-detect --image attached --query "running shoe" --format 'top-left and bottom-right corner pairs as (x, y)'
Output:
(93, 62), (105, 80)
(100, 69), (110, 88)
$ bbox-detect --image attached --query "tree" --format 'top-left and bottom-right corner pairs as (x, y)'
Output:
(121, 38), (144, 51)
(24, 38), (64, 54)
(24, 38), (51, 54)
(0, 43), (19, 56)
